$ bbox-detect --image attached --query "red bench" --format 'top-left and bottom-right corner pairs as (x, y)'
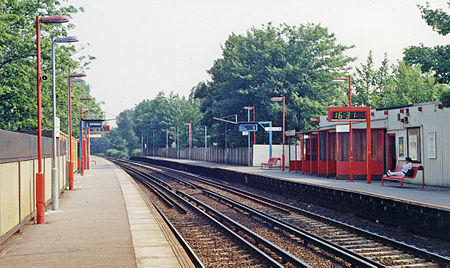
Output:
(382, 165), (424, 189)
(261, 157), (281, 169)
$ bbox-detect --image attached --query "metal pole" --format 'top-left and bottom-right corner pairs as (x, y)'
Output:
(225, 125), (227, 163)
(80, 105), (84, 176)
(153, 130), (155, 156)
(247, 108), (251, 166)
(349, 76), (354, 182)
(51, 37), (59, 210)
(204, 126), (207, 161)
(35, 16), (46, 224)
(367, 108), (372, 184)
(166, 129), (168, 158)
(282, 97), (285, 171)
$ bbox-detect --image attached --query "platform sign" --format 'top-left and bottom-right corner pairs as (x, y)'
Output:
(285, 130), (296, 136)
(89, 134), (102, 138)
(239, 123), (258, 132)
(328, 107), (369, 122)
(264, 127), (282, 132)
(83, 120), (103, 130)
(90, 125), (110, 134)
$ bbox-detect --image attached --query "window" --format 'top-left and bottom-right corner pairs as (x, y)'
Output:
(407, 127), (421, 163)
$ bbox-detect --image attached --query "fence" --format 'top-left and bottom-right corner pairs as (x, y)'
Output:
(151, 147), (252, 166)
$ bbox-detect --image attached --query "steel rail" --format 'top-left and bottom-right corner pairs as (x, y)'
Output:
(177, 190), (311, 267)
(142, 161), (450, 267)
(112, 159), (284, 267)
(203, 189), (378, 267)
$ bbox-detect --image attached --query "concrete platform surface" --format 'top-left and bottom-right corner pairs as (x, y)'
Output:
(145, 156), (450, 210)
(0, 156), (188, 268)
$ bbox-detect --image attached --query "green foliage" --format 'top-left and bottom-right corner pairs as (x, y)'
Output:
(439, 86), (450, 107)
(403, 3), (450, 84)
(91, 92), (203, 156)
(192, 23), (354, 146)
(376, 61), (441, 108)
(0, 0), (100, 138)
(353, 51), (390, 107)
(418, 2), (450, 36)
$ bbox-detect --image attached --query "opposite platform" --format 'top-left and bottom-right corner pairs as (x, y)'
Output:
(0, 156), (190, 268)
(141, 156), (450, 210)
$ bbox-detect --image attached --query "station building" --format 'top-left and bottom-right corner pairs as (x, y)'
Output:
(289, 102), (450, 187)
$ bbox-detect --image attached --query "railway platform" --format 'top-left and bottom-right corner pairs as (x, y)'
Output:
(0, 156), (192, 268)
(134, 156), (450, 241)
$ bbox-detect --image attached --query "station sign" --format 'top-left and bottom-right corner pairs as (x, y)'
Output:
(239, 123), (258, 132)
(83, 120), (104, 130)
(264, 127), (282, 132)
(89, 134), (102, 138)
(285, 129), (296, 136)
(90, 124), (110, 134)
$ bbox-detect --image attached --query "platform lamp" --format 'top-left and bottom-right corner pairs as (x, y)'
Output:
(184, 123), (192, 159)
(80, 97), (93, 176)
(332, 76), (354, 182)
(67, 73), (86, 190)
(35, 15), (69, 224)
(51, 36), (78, 211)
(170, 126), (177, 158)
(271, 96), (286, 171)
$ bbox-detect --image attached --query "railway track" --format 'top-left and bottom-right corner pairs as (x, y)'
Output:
(113, 158), (450, 267)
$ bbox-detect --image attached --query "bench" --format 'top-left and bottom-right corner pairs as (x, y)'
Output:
(382, 165), (424, 189)
(261, 157), (281, 169)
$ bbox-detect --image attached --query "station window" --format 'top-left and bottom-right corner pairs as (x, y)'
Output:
(407, 127), (421, 163)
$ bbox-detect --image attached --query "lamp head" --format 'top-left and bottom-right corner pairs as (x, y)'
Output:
(70, 73), (86, 78)
(40, 16), (69, 24)
(54, 36), (78, 43)
(332, 77), (348, 83)
(271, 97), (283, 102)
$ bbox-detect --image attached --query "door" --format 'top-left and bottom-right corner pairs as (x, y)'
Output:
(387, 134), (396, 171)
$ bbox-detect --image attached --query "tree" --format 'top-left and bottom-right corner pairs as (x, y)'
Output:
(0, 0), (99, 138)
(403, 3), (450, 84)
(377, 61), (443, 107)
(352, 51), (390, 107)
(193, 23), (354, 146)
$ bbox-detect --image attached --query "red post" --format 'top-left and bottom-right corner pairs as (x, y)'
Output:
(282, 97), (285, 171)
(301, 134), (305, 174)
(309, 132), (312, 174)
(317, 131), (320, 175)
(366, 109), (371, 184)
(326, 131), (329, 176)
(35, 16), (45, 224)
(288, 136), (291, 171)
(68, 74), (74, 189)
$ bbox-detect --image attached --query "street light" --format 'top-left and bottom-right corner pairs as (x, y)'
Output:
(332, 76), (354, 182)
(184, 123), (192, 159)
(35, 15), (69, 224)
(243, 106), (254, 166)
(170, 126), (177, 158)
(80, 97), (93, 176)
(67, 73), (86, 190)
(271, 96), (286, 171)
(51, 36), (78, 211)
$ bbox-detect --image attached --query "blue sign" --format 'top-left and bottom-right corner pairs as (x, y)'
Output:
(83, 120), (103, 130)
(239, 123), (258, 132)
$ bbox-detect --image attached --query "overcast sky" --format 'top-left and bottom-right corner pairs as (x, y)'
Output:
(68, 0), (449, 118)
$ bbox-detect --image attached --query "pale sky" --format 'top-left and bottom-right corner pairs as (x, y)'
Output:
(68, 0), (449, 119)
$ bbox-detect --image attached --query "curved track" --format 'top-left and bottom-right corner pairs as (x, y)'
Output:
(113, 158), (450, 267)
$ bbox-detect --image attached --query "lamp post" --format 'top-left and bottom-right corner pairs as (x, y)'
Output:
(152, 129), (157, 156)
(67, 73), (86, 190)
(35, 15), (69, 224)
(170, 126), (177, 158)
(271, 96), (286, 171)
(332, 76), (354, 182)
(51, 36), (78, 211)
(80, 97), (93, 176)
(244, 106), (254, 166)
(184, 123), (192, 159)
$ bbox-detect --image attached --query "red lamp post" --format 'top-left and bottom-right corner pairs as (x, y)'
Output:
(67, 73), (86, 190)
(271, 96), (286, 171)
(184, 123), (192, 159)
(35, 15), (69, 224)
(80, 97), (93, 175)
(332, 76), (353, 181)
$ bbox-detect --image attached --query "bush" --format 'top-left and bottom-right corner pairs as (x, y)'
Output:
(440, 87), (450, 107)
(131, 149), (142, 157)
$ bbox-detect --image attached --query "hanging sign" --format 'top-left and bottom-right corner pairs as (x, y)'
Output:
(239, 123), (258, 132)
(264, 127), (282, 132)
(285, 130), (296, 136)
(83, 120), (104, 130)
(328, 107), (369, 122)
